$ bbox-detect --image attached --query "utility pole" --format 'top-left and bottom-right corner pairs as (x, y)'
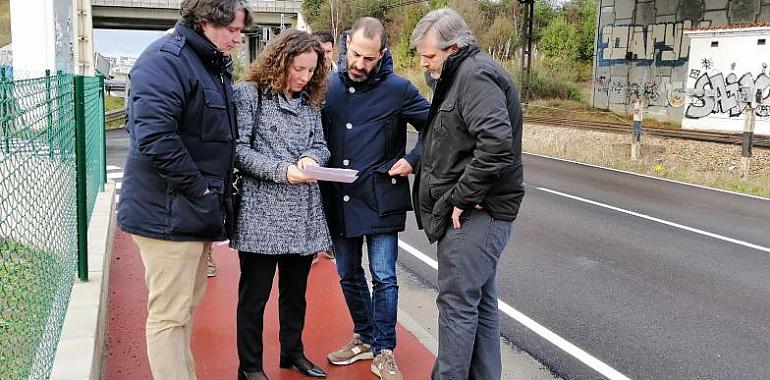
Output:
(518, 0), (534, 102)
(740, 104), (756, 178)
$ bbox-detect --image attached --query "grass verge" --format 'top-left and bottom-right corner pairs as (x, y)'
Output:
(524, 124), (770, 198)
(0, 239), (54, 379)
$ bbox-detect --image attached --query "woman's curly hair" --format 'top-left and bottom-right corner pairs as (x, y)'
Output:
(241, 29), (327, 107)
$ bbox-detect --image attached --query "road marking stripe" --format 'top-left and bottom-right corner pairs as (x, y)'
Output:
(116, 182), (122, 190)
(398, 240), (632, 380)
(535, 186), (770, 254)
(107, 172), (123, 180)
(106, 165), (122, 171)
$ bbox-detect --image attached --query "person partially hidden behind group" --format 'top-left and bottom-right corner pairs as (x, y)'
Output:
(229, 29), (332, 380)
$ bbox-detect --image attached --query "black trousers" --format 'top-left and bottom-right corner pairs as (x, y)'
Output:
(236, 252), (314, 372)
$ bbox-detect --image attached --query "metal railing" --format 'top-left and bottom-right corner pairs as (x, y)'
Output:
(0, 70), (106, 380)
(91, 0), (303, 12)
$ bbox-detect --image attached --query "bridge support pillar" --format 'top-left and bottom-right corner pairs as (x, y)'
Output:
(9, 0), (93, 77)
(10, 0), (74, 77)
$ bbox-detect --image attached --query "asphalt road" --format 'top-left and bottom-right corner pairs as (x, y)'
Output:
(398, 147), (770, 379)
(108, 128), (770, 379)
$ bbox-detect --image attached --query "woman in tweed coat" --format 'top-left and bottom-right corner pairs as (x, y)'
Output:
(230, 30), (331, 380)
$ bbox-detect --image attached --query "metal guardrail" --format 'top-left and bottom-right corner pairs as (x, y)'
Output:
(91, 0), (303, 12)
(524, 115), (770, 148)
(105, 108), (126, 123)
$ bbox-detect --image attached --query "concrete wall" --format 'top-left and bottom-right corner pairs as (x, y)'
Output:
(9, 0), (74, 77)
(682, 27), (770, 134)
(592, 0), (770, 123)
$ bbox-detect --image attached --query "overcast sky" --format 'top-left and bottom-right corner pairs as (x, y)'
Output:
(94, 29), (164, 57)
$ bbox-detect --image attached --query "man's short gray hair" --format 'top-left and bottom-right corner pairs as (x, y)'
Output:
(180, 0), (254, 32)
(410, 8), (476, 49)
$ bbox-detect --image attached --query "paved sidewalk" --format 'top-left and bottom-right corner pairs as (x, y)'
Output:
(103, 230), (435, 379)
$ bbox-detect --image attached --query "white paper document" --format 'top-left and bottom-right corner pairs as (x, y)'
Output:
(302, 166), (359, 183)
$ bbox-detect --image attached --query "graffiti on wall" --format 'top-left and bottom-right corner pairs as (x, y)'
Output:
(685, 66), (770, 119)
(595, 76), (662, 102)
(598, 20), (707, 67)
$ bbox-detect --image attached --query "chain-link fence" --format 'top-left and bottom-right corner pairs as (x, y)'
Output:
(0, 70), (106, 379)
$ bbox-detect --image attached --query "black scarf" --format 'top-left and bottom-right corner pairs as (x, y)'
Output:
(426, 45), (479, 125)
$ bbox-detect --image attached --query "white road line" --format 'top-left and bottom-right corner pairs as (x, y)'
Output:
(106, 165), (122, 171)
(535, 186), (770, 254)
(397, 240), (632, 380)
(398, 240), (437, 270)
(107, 171), (124, 180)
(116, 182), (122, 190)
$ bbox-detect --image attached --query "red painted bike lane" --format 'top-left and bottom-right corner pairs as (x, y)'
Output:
(103, 230), (435, 379)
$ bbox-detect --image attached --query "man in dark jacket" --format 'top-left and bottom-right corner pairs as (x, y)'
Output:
(117, 1), (251, 378)
(321, 17), (430, 380)
(411, 8), (525, 380)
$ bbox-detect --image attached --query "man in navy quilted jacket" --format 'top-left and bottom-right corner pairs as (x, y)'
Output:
(117, 1), (251, 378)
(320, 17), (430, 380)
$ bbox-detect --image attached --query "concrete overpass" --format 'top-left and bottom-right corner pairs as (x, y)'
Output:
(91, 0), (302, 31)
(90, 0), (306, 62)
(9, 0), (306, 78)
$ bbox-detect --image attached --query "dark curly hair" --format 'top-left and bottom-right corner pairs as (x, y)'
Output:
(241, 29), (328, 107)
(179, 0), (253, 32)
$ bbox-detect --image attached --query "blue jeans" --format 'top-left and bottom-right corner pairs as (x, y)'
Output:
(333, 233), (399, 354)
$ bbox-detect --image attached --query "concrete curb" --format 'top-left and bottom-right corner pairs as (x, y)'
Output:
(50, 182), (117, 380)
(397, 306), (438, 356)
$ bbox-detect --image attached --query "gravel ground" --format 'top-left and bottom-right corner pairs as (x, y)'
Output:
(523, 123), (770, 198)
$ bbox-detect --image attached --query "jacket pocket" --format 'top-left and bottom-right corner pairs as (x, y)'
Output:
(426, 190), (453, 243)
(201, 88), (233, 142)
(169, 177), (225, 236)
(372, 160), (412, 216)
(432, 100), (456, 141)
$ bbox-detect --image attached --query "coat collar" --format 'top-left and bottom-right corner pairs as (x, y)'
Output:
(175, 22), (233, 75)
(260, 86), (310, 116)
(426, 45), (479, 124)
(335, 30), (394, 90)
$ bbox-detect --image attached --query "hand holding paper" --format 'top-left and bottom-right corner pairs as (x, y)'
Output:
(302, 166), (359, 183)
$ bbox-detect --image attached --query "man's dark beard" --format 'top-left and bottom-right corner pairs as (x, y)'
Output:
(347, 61), (377, 83)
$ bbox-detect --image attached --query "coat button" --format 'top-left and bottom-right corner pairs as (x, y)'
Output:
(391, 178), (397, 184)
(342, 159), (349, 166)
(343, 195), (350, 202)
(348, 87), (355, 93)
(345, 123), (352, 129)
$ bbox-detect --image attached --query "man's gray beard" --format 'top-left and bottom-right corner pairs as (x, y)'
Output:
(347, 70), (368, 83)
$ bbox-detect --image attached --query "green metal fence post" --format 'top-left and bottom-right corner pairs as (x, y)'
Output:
(74, 75), (89, 281)
(45, 69), (54, 159)
(1, 67), (9, 154)
(99, 75), (107, 190)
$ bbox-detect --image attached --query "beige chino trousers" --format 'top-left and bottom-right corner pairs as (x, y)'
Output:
(132, 234), (211, 380)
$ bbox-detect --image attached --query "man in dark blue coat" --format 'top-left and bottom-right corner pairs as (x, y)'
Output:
(321, 17), (430, 380)
(116, 1), (251, 378)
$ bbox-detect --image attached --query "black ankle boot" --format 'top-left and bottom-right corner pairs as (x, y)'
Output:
(238, 370), (269, 380)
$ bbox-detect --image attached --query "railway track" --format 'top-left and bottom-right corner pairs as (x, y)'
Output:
(524, 115), (770, 148)
(104, 108), (770, 148)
